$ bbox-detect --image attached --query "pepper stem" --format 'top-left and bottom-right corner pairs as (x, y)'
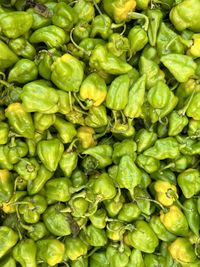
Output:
(128, 12), (149, 31)
(135, 196), (168, 212)
(70, 28), (90, 57)
(92, 0), (102, 15)
(73, 92), (89, 110)
(178, 87), (196, 116)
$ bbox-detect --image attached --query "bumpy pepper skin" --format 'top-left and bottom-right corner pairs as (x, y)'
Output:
(106, 74), (130, 111)
(135, 129), (157, 153)
(107, 33), (130, 57)
(51, 53), (84, 92)
(90, 251), (110, 267)
(27, 222), (49, 241)
(0, 170), (13, 203)
(37, 138), (64, 172)
(14, 157), (40, 181)
(33, 113), (56, 133)
(128, 25), (148, 54)
(0, 11), (33, 38)
(45, 177), (71, 202)
(90, 14), (113, 40)
(102, 0), (136, 24)
(106, 244), (131, 267)
(21, 80), (59, 114)
(112, 139), (137, 164)
(137, 154), (160, 174)
(154, 180), (178, 207)
(13, 239), (37, 267)
(177, 168), (200, 198)
(146, 9), (163, 47)
(0, 256), (16, 267)
(43, 204), (72, 236)
(118, 203), (141, 222)
(85, 105), (108, 128)
(29, 25), (69, 49)
(161, 54), (197, 83)
(127, 249), (144, 267)
(8, 38), (36, 60)
(0, 226), (18, 259)
(73, 0), (95, 22)
(125, 220), (159, 253)
(59, 149), (78, 177)
(187, 92), (200, 120)
(0, 122), (9, 145)
(52, 2), (77, 31)
(168, 111), (189, 136)
(79, 73), (107, 107)
(5, 103), (35, 139)
(65, 236), (88, 261)
(36, 239), (65, 266)
(89, 208), (107, 229)
(168, 237), (197, 264)
(8, 59), (38, 84)
(0, 40), (19, 70)
(89, 44), (132, 75)
(160, 205), (189, 236)
(54, 116), (77, 144)
(170, 0), (200, 32)
(82, 224), (107, 247)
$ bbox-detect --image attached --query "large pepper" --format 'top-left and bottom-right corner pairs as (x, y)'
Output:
(37, 136), (64, 172)
(116, 155), (142, 197)
(79, 73), (107, 107)
(43, 204), (72, 236)
(51, 53), (84, 92)
(52, 2), (77, 31)
(7, 59), (38, 84)
(18, 194), (47, 224)
(0, 169), (13, 203)
(161, 54), (197, 83)
(45, 177), (71, 202)
(177, 168), (200, 198)
(12, 239), (37, 267)
(8, 37), (36, 60)
(0, 11), (33, 38)
(170, 0), (200, 32)
(89, 44), (132, 75)
(5, 102), (35, 139)
(0, 226), (18, 259)
(29, 25), (69, 49)
(160, 205), (189, 236)
(125, 220), (159, 253)
(36, 239), (65, 266)
(21, 80), (59, 114)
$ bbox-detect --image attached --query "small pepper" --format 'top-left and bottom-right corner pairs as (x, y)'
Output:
(65, 236), (88, 261)
(118, 203), (141, 222)
(127, 249), (144, 267)
(112, 139), (137, 164)
(0, 226), (18, 259)
(73, 0), (95, 22)
(106, 243), (131, 267)
(45, 177), (71, 202)
(136, 154), (160, 174)
(0, 169), (13, 204)
(0, 122), (9, 145)
(154, 180), (178, 206)
(8, 38), (36, 60)
(82, 224), (107, 247)
(84, 105), (108, 128)
(128, 25), (148, 55)
(106, 33), (130, 58)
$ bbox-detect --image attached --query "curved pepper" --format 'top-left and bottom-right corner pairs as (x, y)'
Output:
(82, 224), (107, 247)
(106, 33), (130, 57)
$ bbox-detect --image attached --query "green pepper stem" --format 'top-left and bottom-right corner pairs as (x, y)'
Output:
(70, 28), (90, 57)
(67, 138), (79, 152)
(111, 23), (125, 30)
(178, 87), (196, 116)
(92, 0), (102, 15)
(73, 92), (89, 110)
(128, 12), (149, 31)
(135, 196), (168, 212)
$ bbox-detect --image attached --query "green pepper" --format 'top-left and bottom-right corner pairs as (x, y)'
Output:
(127, 249), (144, 267)
(106, 74), (130, 111)
(13, 239), (37, 267)
(149, 215), (176, 242)
(77, 126), (96, 149)
(170, 0), (200, 32)
(187, 92), (200, 120)
(65, 236), (88, 261)
(82, 224), (107, 247)
(53, 116), (77, 144)
(52, 2), (77, 31)
(19, 194), (47, 223)
(106, 33), (130, 58)
(88, 208), (107, 229)
(112, 139), (137, 164)
(85, 105), (108, 128)
(43, 203), (72, 236)
(8, 37), (36, 60)
(0, 256), (16, 267)
(5, 102), (35, 139)
(177, 168), (200, 198)
(102, 0), (136, 24)
(14, 157), (40, 181)
(161, 54), (197, 83)
(144, 254), (166, 267)
(0, 122), (9, 145)
(73, 0), (95, 22)
(118, 202), (141, 222)
(90, 251), (110, 267)
(26, 7), (52, 30)
(29, 25), (69, 49)
(21, 80), (59, 114)
(0, 11), (33, 38)
(160, 205), (189, 236)
(124, 74), (146, 119)
(27, 164), (54, 195)
(0, 226), (18, 259)
(0, 169), (13, 203)
(183, 199), (199, 237)
(90, 14), (114, 40)
(106, 243), (131, 267)
(117, 155), (142, 197)
(128, 25), (148, 55)
(134, 186), (155, 215)
(69, 192), (89, 218)
(2, 191), (26, 214)
(51, 53), (84, 92)
(0, 145), (13, 170)
(135, 128), (157, 153)
(168, 111), (189, 136)
(0, 40), (19, 70)
(168, 237), (197, 264)
(143, 137), (180, 159)
(82, 144), (113, 169)
(45, 177), (71, 202)
(70, 257), (88, 267)
(73, 20), (91, 42)
(7, 59), (38, 84)
(136, 154), (160, 173)
(37, 137), (64, 171)
(146, 9), (163, 47)
(89, 44), (132, 75)
(36, 239), (65, 266)
(33, 113), (55, 133)
(125, 220), (159, 253)
(104, 191), (124, 217)
(79, 73), (107, 107)
(26, 222), (49, 241)
(188, 119), (200, 136)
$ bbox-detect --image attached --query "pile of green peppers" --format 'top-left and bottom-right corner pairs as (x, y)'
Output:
(1, 0), (200, 266)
